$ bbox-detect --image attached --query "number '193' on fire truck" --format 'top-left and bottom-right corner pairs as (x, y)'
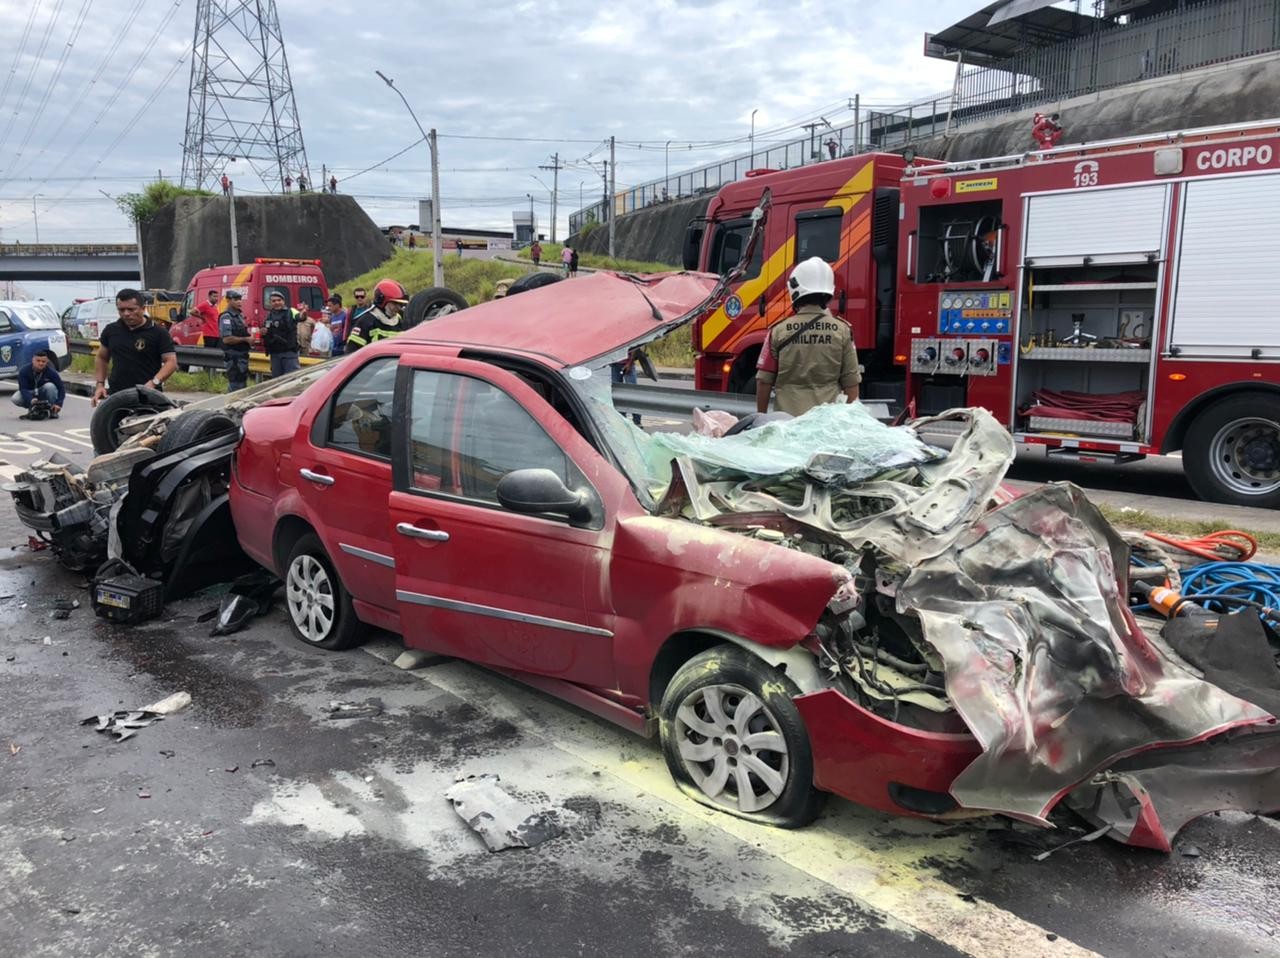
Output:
(687, 119), (1280, 508)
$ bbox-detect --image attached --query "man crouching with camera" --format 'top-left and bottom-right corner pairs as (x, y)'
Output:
(12, 349), (65, 420)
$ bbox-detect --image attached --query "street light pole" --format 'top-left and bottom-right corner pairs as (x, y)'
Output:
(32, 194), (42, 243)
(526, 193), (534, 243)
(665, 140), (671, 200)
(749, 109), (758, 169)
(375, 70), (443, 288)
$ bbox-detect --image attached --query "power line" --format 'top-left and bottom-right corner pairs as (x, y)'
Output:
(0, 0), (45, 126)
(31, 0), (187, 191)
(15, 0), (149, 179)
(8, 0), (95, 168)
(0, 0), (67, 157)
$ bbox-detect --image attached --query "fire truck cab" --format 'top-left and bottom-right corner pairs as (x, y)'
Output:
(897, 120), (1280, 507)
(686, 155), (908, 396)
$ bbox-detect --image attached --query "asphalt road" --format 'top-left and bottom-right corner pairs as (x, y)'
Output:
(2, 504), (1279, 958)
(2, 384), (1280, 956)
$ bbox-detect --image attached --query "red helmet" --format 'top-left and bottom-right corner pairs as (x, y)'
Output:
(373, 278), (409, 308)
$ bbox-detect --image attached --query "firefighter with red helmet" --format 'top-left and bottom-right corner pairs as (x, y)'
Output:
(345, 279), (410, 352)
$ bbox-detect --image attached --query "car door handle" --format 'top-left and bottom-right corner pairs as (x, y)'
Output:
(396, 522), (450, 542)
(299, 467), (335, 486)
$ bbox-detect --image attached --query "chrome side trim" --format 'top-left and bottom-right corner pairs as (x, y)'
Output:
(339, 543), (396, 568)
(395, 590), (613, 638)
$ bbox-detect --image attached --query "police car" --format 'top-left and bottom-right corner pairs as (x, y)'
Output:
(0, 300), (70, 377)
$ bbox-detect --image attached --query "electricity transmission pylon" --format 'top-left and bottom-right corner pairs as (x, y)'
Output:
(180, 0), (310, 193)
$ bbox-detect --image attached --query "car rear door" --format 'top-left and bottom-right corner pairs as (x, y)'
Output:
(386, 355), (619, 690)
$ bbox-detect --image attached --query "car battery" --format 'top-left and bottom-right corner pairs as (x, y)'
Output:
(92, 571), (164, 623)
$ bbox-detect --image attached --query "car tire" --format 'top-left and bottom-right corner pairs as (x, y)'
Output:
(1183, 393), (1280, 508)
(405, 286), (469, 328)
(659, 644), (824, 828)
(90, 387), (179, 454)
(156, 410), (238, 454)
(505, 271), (563, 297)
(283, 533), (362, 651)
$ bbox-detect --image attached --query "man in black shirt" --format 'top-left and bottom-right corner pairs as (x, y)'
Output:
(261, 290), (300, 377)
(92, 289), (178, 406)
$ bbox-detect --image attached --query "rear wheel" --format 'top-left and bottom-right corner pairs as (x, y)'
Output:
(90, 387), (179, 454)
(659, 645), (824, 828)
(1183, 394), (1280, 508)
(156, 410), (237, 454)
(283, 533), (362, 650)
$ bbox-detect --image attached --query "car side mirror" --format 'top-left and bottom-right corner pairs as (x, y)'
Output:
(496, 468), (594, 523)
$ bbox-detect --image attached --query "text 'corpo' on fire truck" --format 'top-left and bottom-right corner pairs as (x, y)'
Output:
(685, 119), (1280, 508)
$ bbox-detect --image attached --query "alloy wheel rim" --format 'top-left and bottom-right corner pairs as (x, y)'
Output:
(286, 554), (336, 642)
(674, 682), (789, 814)
(1208, 417), (1280, 496)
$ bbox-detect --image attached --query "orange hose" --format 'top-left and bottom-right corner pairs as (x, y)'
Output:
(1143, 529), (1258, 563)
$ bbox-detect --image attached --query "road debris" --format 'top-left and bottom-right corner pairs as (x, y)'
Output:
(82, 710), (164, 742)
(210, 570), (281, 636)
(322, 699), (383, 720)
(444, 773), (563, 852)
(82, 691), (189, 742)
(250, 758), (275, 768)
(143, 691), (191, 715)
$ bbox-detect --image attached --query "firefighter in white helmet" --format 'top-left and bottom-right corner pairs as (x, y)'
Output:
(754, 256), (860, 416)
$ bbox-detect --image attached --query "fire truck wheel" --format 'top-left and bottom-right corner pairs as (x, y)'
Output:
(1183, 393), (1280, 508)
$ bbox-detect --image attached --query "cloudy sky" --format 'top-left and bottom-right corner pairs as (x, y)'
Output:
(0, 0), (980, 306)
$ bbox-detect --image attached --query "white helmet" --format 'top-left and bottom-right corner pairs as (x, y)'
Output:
(787, 256), (835, 304)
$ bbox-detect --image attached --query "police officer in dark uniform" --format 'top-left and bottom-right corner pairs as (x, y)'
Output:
(217, 290), (252, 392)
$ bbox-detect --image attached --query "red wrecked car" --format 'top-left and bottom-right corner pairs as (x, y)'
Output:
(229, 270), (1280, 850)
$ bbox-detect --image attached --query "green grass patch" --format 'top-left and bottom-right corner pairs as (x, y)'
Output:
(1096, 504), (1280, 553)
(645, 326), (694, 368)
(330, 249), (528, 307)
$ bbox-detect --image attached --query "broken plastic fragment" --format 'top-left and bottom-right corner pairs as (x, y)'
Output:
(444, 773), (563, 852)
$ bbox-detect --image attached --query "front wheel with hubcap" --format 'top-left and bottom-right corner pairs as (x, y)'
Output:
(659, 645), (824, 828)
(283, 533), (362, 650)
(1183, 394), (1280, 509)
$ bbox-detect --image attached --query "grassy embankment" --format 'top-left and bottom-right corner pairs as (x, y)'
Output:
(334, 247), (696, 368)
(512, 243), (694, 368)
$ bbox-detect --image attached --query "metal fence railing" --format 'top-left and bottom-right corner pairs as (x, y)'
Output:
(951, 0), (1280, 122)
(569, 0), (1280, 236)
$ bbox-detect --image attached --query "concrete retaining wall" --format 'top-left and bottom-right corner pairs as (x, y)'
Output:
(142, 194), (391, 290)
(573, 53), (1280, 267)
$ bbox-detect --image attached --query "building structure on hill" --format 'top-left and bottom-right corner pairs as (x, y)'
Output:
(572, 0), (1280, 235)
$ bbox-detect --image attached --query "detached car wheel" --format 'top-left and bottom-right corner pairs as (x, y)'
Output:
(156, 410), (237, 454)
(660, 645), (824, 828)
(90, 387), (179, 454)
(284, 533), (362, 650)
(405, 286), (469, 328)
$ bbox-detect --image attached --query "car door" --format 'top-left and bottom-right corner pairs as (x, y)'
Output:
(387, 355), (619, 690)
(0, 309), (19, 372)
(291, 355), (400, 611)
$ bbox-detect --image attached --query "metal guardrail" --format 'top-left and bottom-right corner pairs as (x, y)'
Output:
(70, 340), (326, 376)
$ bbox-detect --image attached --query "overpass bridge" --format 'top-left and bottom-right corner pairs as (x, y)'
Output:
(0, 243), (142, 281)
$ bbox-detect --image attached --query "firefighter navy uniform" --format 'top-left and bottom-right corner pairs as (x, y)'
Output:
(344, 307), (403, 353)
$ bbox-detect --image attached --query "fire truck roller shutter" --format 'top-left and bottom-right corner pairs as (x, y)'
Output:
(1169, 173), (1280, 357)
(1024, 185), (1168, 263)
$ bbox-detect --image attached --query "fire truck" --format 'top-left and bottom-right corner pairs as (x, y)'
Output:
(686, 120), (1280, 508)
